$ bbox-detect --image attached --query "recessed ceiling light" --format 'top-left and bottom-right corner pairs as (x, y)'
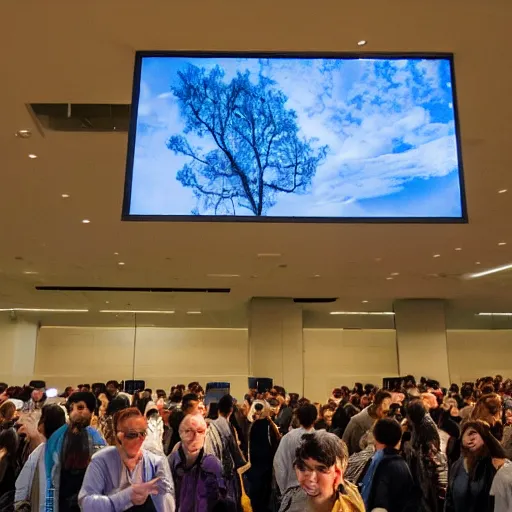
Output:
(186, 311), (202, 315)
(330, 311), (394, 316)
(100, 309), (175, 314)
(475, 261), (481, 265)
(28, 154), (38, 159)
(118, 262), (125, 266)
(455, 247), (462, 251)
(499, 189), (508, 194)
(498, 242), (507, 246)
(362, 300), (369, 304)
(114, 252), (119, 256)
(386, 277), (394, 281)
(82, 219), (90, 224)
(390, 272), (400, 276)
(433, 254), (441, 258)
(357, 40), (367, 46)
(477, 312), (512, 317)
(23, 271), (39, 275)
(61, 194), (70, 198)
(206, 273), (240, 278)
(313, 274), (321, 278)
(466, 262), (512, 279)
(16, 129), (32, 138)
(105, 301), (110, 304)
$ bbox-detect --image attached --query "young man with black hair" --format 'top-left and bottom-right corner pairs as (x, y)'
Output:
(358, 418), (416, 512)
(274, 404), (318, 504)
(343, 391), (392, 455)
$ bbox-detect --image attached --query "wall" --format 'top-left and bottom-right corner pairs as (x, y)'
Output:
(34, 326), (249, 400)
(303, 329), (399, 401)
(447, 330), (512, 384)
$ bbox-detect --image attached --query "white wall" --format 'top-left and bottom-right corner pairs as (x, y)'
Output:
(34, 326), (249, 400)
(447, 329), (512, 384)
(303, 329), (399, 402)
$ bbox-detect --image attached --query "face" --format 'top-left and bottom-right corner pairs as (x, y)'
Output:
(377, 398), (392, 419)
(69, 401), (92, 428)
(32, 389), (44, 402)
(180, 416), (207, 455)
(106, 384), (117, 397)
(323, 410), (334, 427)
(506, 409), (512, 425)
(117, 416), (147, 458)
(197, 402), (206, 417)
(296, 457), (341, 506)
(360, 396), (370, 408)
(462, 427), (485, 453)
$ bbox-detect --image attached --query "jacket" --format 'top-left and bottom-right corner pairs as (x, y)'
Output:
(490, 459), (512, 512)
(142, 401), (164, 455)
(365, 448), (417, 512)
(79, 446), (175, 511)
(342, 407), (374, 455)
(14, 442), (46, 511)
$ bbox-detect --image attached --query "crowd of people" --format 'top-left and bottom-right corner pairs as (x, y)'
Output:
(0, 374), (511, 511)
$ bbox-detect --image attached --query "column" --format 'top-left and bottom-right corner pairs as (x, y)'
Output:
(0, 314), (38, 385)
(394, 299), (450, 386)
(248, 298), (304, 396)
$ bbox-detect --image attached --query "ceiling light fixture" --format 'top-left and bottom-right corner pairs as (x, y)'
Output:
(466, 262), (512, 279)
(114, 252), (119, 256)
(28, 154), (38, 159)
(100, 309), (175, 314)
(16, 129), (32, 138)
(498, 242), (507, 246)
(186, 311), (202, 315)
(82, 219), (90, 224)
(206, 273), (240, 278)
(0, 308), (88, 313)
(433, 254), (441, 258)
(390, 272), (400, 276)
(357, 40), (367, 46)
(477, 312), (512, 317)
(330, 311), (394, 316)
(455, 247), (462, 251)
(61, 194), (70, 198)
(499, 189), (508, 194)
(118, 262), (125, 266)
(475, 261), (481, 265)
(362, 300), (369, 304)
(23, 271), (39, 275)
(386, 277), (394, 281)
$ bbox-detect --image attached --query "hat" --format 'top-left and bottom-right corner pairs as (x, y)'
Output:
(29, 380), (46, 390)
(67, 392), (97, 414)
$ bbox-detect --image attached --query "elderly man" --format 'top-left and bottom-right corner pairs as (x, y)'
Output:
(45, 392), (106, 511)
(168, 413), (229, 511)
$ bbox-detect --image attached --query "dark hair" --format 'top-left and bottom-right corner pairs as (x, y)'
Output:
(0, 428), (18, 466)
(106, 380), (120, 390)
(406, 398), (427, 426)
(107, 395), (130, 416)
(207, 403), (219, 420)
(156, 389), (167, 399)
(461, 385), (474, 400)
(274, 386), (286, 398)
(449, 383), (460, 394)
(462, 420), (506, 458)
(0, 383), (8, 394)
(39, 404), (66, 439)
(170, 390), (183, 403)
(373, 418), (402, 447)
(0, 401), (16, 422)
(144, 388), (152, 395)
(374, 390), (392, 407)
(182, 393), (199, 414)
(218, 394), (234, 416)
(297, 404), (318, 428)
(295, 432), (348, 469)
(332, 388), (342, 399)
(482, 385), (495, 395)
(114, 407), (144, 433)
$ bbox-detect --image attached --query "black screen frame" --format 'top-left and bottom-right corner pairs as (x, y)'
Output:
(122, 50), (467, 224)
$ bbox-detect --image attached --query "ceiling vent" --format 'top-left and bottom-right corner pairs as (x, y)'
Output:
(29, 103), (130, 132)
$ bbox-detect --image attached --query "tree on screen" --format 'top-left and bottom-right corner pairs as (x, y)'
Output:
(166, 64), (328, 215)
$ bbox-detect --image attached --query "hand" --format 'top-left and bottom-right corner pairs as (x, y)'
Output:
(131, 478), (160, 505)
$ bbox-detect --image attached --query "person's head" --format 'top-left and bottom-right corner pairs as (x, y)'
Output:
(471, 393), (502, 426)
(29, 380), (46, 403)
(461, 420), (506, 461)
(114, 408), (147, 459)
(373, 418), (402, 451)
(449, 383), (460, 395)
(294, 432), (348, 507)
(197, 401), (207, 417)
(421, 392), (438, 411)
(156, 389), (166, 400)
(81, 384), (91, 393)
(0, 428), (18, 463)
(373, 390), (392, 419)
(218, 394), (234, 418)
(106, 380), (120, 398)
(442, 397), (460, 418)
(0, 401), (16, 422)
(107, 394), (130, 417)
(297, 404), (318, 429)
(320, 405), (335, 427)
(505, 407), (512, 426)
(38, 404), (66, 439)
(169, 389), (183, 404)
(360, 395), (371, 409)
(406, 398), (427, 426)
(61, 386), (74, 398)
(182, 393), (200, 415)
(179, 413), (207, 457)
(461, 385), (474, 401)
(67, 392), (96, 429)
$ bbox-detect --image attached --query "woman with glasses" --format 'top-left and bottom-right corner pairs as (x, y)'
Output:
(79, 407), (175, 511)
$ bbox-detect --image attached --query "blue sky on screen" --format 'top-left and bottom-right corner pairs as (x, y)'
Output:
(129, 56), (462, 218)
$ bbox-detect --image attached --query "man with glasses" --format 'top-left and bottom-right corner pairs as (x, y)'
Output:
(169, 413), (231, 511)
(79, 407), (175, 511)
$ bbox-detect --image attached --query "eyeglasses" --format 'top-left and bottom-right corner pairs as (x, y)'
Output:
(181, 428), (206, 438)
(122, 430), (147, 440)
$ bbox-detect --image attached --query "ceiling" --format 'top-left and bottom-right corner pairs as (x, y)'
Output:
(1, 0), (512, 325)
